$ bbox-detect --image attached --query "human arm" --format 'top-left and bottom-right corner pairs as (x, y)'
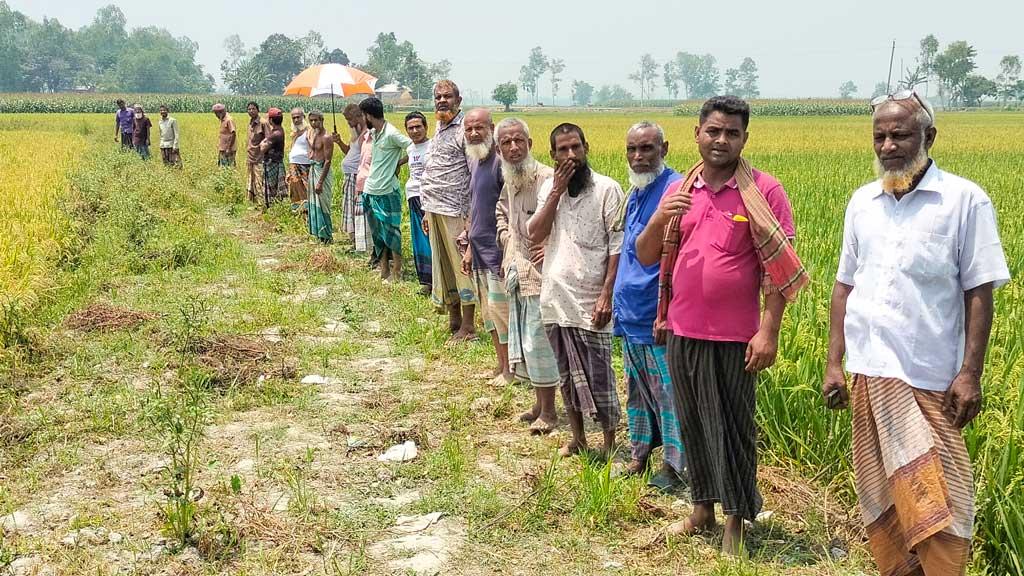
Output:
(495, 185), (511, 253)
(592, 254), (619, 329)
(114, 114), (120, 142)
(526, 160), (573, 244)
(172, 119), (180, 150)
(942, 283), (994, 428)
(331, 131), (351, 154)
(316, 136), (333, 192)
(822, 281), (854, 409)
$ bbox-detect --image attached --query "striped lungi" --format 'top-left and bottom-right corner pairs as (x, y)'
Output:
(666, 334), (760, 521)
(623, 341), (685, 474)
(263, 160), (288, 208)
(364, 188), (403, 259)
(307, 160), (333, 243)
(851, 375), (973, 576)
(342, 173), (372, 253)
(288, 163), (310, 210)
(506, 266), (559, 387)
(246, 160), (264, 203)
(546, 325), (619, 431)
(408, 196), (432, 288)
(475, 270), (509, 343)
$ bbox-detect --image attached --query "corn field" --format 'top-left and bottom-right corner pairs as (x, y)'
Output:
(1, 109), (1021, 574)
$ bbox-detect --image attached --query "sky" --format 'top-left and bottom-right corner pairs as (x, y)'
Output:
(14, 0), (1023, 102)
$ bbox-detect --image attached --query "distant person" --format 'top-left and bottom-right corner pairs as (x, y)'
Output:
(403, 111), (433, 294)
(824, 92), (1009, 576)
(527, 123), (624, 460)
(260, 108), (288, 208)
(420, 80), (476, 342)
(635, 96), (807, 555)
(287, 108), (311, 214)
(306, 110), (334, 244)
(463, 108), (512, 386)
(114, 99), (134, 150)
(246, 101), (269, 203)
(360, 97), (412, 282)
(132, 104), (152, 160)
(212, 103), (237, 167)
(157, 105), (181, 168)
(332, 104), (373, 257)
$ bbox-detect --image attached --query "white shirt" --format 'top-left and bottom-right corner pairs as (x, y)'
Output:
(534, 171), (624, 333)
(405, 140), (431, 199)
(837, 162), (1010, 391)
(289, 129), (310, 165)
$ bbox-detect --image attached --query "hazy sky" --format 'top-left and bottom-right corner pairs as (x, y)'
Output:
(15, 0), (1022, 101)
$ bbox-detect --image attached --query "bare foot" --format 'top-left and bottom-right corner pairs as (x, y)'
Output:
(529, 414), (558, 435)
(667, 510), (716, 537)
(625, 459), (646, 476)
(447, 328), (476, 343)
(519, 405), (540, 423)
(721, 516), (745, 556)
(558, 441), (586, 457)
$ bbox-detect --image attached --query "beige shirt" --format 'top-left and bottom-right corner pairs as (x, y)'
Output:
(534, 171), (624, 332)
(496, 163), (554, 297)
(218, 114), (236, 153)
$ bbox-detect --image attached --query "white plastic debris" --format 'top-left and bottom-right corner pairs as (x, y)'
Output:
(300, 374), (337, 385)
(394, 511), (443, 533)
(755, 510), (775, 523)
(377, 440), (418, 462)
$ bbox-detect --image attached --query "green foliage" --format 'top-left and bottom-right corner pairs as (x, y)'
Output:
(935, 40), (980, 107)
(519, 46), (549, 104)
(571, 80), (594, 107)
(492, 82), (518, 112)
(667, 52), (720, 99)
(628, 54), (659, 105)
(839, 81), (858, 99)
(594, 84), (634, 105)
(674, 99), (870, 116)
(221, 31), (332, 95)
(361, 32), (446, 100)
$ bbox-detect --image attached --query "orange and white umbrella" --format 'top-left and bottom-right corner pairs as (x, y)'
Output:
(283, 64), (378, 98)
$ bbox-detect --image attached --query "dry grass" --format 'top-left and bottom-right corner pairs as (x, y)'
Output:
(64, 302), (159, 332)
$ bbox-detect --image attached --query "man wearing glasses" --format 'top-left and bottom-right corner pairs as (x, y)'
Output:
(823, 91), (1009, 575)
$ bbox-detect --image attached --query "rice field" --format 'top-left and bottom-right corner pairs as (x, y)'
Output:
(1, 109), (1022, 575)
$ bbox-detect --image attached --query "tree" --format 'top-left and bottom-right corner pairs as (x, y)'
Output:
(571, 80), (594, 106)
(737, 57), (759, 98)
(430, 59), (452, 82)
(663, 61), (680, 98)
(251, 33), (305, 93)
(674, 52), (719, 99)
(919, 34), (940, 97)
(365, 32), (402, 84)
(723, 68), (740, 95)
(899, 64), (927, 91)
(76, 5), (127, 75)
(629, 53), (658, 105)
(326, 48), (349, 65)
(871, 82), (889, 98)
(594, 84), (633, 105)
(839, 81), (858, 99)
(519, 46), (548, 104)
(549, 58), (565, 104)
(298, 31), (327, 67)
(492, 82), (518, 111)
(933, 40), (978, 107)
(961, 74), (996, 106)
(996, 55), (1022, 105)
(0, 1), (30, 91)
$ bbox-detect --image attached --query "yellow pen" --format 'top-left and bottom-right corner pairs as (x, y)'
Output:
(732, 214), (749, 222)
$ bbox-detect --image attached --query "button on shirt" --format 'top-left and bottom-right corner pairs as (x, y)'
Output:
(420, 111), (471, 218)
(666, 169), (795, 343)
(535, 171), (625, 333)
(364, 122), (412, 196)
(613, 167), (681, 344)
(837, 162), (1010, 392)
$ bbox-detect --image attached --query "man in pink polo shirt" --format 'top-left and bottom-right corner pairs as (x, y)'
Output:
(636, 96), (796, 555)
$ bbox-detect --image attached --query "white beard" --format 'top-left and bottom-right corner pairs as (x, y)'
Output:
(500, 155), (539, 193)
(627, 163), (665, 190)
(465, 136), (494, 162)
(874, 147), (930, 194)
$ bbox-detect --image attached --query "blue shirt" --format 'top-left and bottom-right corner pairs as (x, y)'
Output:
(116, 108), (134, 133)
(612, 167), (681, 344)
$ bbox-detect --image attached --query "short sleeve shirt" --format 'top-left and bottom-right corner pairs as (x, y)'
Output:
(837, 162), (1010, 391)
(247, 117), (268, 163)
(405, 140), (431, 199)
(666, 168), (795, 343)
(364, 122), (413, 196)
(420, 111), (471, 218)
(218, 115), (237, 153)
(536, 171), (625, 333)
(116, 109), (134, 133)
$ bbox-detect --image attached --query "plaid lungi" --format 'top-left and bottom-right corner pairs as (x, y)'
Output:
(546, 325), (620, 431)
(623, 341), (685, 473)
(263, 160), (288, 208)
(307, 160), (333, 243)
(507, 266), (559, 387)
(364, 188), (403, 259)
(288, 163), (310, 209)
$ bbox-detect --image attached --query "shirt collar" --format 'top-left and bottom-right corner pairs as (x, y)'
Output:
(634, 166), (674, 193)
(871, 159), (939, 199)
(693, 172), (738, 193)
(439, 110), (464, 131)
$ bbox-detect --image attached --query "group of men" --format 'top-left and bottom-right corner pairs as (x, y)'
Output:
(195, 80), (1006, 573)
(114, 98), (180, 166)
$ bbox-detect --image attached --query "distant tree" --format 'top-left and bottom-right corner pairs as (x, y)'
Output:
(628, 53), (658, 105)
(571, 80), (594, 106)
(519, 46), (548, 104)
(839, 81), (858, 99)
(899, 64), (927, 91)
(326, 48), (350, 65)
(996, 55), (1022, 105)
(76, 5), (127, 75)
(737, 57), (759, 98)
(492, 82), (518, 112)
(20, 16), (87, 91)
(919, 34), (940, 96)
(0, 2), (30, 91)
(102, 27), (213, 93)
(934, 40), (978, 107)
(961, 74), (997, 106)
(594, 84), (633, 105)
(723, 68), (740, 95)
(250, 33), (305, 93)
(871, 81), (889, 98)
(298, 31), (327, 67)
(365, 32), (402, 84)
(430, 59), (452, 82)
(674, 52), (719, 99)
(663, 61), (680, 98)
(549, 58), (565, 104)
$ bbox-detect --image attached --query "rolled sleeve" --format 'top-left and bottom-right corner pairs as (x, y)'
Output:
(836, 199), (859, 286)
(959, 198), (1010, 290)
(603, 182), (625, 255)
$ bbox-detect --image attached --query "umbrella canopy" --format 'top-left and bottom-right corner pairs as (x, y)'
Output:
(283, 64), (378, 97)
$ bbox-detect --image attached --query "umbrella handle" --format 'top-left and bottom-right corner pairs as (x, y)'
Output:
(331, 85), (337, 133)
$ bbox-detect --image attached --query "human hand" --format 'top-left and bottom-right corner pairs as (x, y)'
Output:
(551, 159), (576, 197)
(461, 250), (473, 276)
(822, 364), (849, 410)
(528, 244), (544, 267)
(943, 370), (983, 428)
(744, 328), (779, 372)
(591, 291), (612, 329)
(652, 187), (692, 227)
(421, 217), (429, 235)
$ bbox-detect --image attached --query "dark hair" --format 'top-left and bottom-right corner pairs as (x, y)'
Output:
(699, 96), (750, 129)
(247, 101), (259, 110)
(549, 122), (587, 151)
(159, 104), (168, 111)
(116, 98), (125, 106)
(358, 97), (385, 120)
(404, 111), (427, 129)
(269, 115), (283, 126)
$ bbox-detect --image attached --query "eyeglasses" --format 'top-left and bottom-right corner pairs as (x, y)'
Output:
(870, 90), (933, 123)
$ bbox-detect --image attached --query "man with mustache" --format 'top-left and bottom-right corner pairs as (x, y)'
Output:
(420, 80), (477, 341)
(528, 123), (624, 458)
(495, 118), (560, 433)
(462, 108), (512, 386)
(823, 92), (1009, 575)
(636, 96), (807, 555)
(287, 108), (311, 214)
(613, 121), (686, 492)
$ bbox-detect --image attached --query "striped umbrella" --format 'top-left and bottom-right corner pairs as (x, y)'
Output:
(284, 64), (379, 130)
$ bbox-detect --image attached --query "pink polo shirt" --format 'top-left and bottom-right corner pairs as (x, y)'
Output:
(665, 169), (795, 343)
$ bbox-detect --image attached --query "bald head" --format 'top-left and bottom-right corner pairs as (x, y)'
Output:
(464, 108), (494, 146)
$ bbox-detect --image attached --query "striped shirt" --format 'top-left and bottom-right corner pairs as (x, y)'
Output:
(420, 111), (471, 218)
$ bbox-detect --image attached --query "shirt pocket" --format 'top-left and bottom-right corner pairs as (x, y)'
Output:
(711, 212), (752, 255)
(900, 230), (957, 280)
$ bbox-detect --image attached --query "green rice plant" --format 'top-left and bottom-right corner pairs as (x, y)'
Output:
(570, 455), (645, 530)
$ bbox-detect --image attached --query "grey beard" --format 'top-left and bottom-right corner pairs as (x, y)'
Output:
(627, 163), (665, 189)
(874, 146), (930, 194)
(500, 156), (539, 192)
(465, 137), (494, 162)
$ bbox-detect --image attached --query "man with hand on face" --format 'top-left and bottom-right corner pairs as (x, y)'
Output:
(635, 96), (807, 555)
(419, 80), (477, 342)
(494, 118), (560, 434)
(823, 92), (1009, 576)
(528, 123), (624, 459)
(614, 121), (686, 493)
(246, 101), (269, 204)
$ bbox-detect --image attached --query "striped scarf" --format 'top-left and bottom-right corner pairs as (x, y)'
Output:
(653, 158), (809, 344)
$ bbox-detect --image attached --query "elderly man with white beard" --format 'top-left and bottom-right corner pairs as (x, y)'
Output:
(613, 122), (687, 492)
(823, 92), (1009, 575)
(462, 108), (512, 385)
(495, 118), (561, 433)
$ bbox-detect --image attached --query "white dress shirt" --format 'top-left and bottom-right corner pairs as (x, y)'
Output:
(837, 162), (1010, 391)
